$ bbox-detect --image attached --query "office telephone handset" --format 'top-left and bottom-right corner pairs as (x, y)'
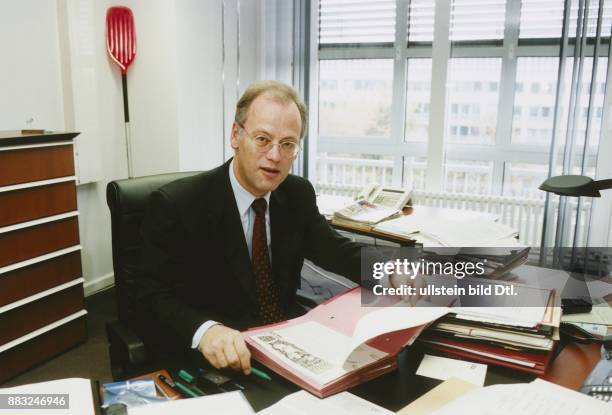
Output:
(356, 184), (412, 211)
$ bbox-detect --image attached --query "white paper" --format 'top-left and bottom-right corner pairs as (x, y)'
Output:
(416, 354), (487, 386)
(345, 306), (450, 363)
(335, 201), (399, 225)
(128, 391), (254, 415)
(258, 390), (393, 415)
(453, 305), (546, 327)
(431, 378), (610, 415)
(0, 378), (94, 415)
(251, 321), (387, 385)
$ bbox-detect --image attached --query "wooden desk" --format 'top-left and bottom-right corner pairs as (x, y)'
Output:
(542, 342), (601, 390)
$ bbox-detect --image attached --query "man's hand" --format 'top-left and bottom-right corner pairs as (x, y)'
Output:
(199, 325), (251, 374)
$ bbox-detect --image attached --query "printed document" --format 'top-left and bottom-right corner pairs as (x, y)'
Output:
(431, 378), (610, 415)
(258, 390), (393, 415)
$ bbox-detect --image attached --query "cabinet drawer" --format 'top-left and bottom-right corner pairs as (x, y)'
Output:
(0, 217), (80, 268)
(0, 316), (87, 383)
(0, 285), (84, 345)
(0, 181), (77, 227)
(0, 251), (82, 307)
(0, 145), (74, 187)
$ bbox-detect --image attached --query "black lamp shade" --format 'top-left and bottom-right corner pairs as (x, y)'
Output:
(539, 175), (602, 197)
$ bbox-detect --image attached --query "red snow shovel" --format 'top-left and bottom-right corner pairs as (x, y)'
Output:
(106, 6), (136, 178)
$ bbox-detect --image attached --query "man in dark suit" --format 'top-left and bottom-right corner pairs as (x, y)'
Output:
(139, 80), (366, 375)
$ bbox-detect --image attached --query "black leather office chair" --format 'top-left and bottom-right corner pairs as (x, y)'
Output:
(106, 172), (200, 380)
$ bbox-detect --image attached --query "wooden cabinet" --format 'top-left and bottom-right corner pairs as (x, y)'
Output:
(0, 131), (86, 383)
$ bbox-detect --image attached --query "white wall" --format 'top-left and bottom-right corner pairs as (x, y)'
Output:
(0, 0), (65, 130)
(0, 0), (267, 295)
(175, 0), (225, 170)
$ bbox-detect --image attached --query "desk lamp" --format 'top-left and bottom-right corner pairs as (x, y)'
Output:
(539, 175), (612, 197)
(540, 176), (612, 401)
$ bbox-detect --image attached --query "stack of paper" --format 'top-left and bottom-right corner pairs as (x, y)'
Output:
(243, 288), (449, 398)
(398, 378), (610, 415)
(373, 207), (520, 247)
(373, 207), (529, 277)
(419, 283), (561, 375)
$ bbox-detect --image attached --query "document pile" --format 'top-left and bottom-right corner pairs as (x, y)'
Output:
(374, 206), (529, 276)
(419, 282), (561, 375)
(243, 288), (448, 397)
(373, 206), (520, 247)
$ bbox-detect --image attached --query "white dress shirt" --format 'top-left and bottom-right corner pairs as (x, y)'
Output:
(191, 160), (271, 349)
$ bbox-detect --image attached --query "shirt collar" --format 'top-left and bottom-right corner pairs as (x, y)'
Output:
(229, 159), (271, 216)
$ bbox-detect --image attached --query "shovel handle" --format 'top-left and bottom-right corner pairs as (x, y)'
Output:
(122, 73), (130, 123)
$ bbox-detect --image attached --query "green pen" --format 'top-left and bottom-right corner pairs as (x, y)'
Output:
(178, 370), (207, 396)
(250, 367), (272, 381)
(174, 379), (200, 398)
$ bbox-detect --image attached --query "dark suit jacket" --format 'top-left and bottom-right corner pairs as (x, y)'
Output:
(137, 159), (364, 353)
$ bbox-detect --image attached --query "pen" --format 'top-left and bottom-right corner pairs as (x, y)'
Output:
(158, 374), (199, 398)
(250, 367), (272, 381)
(178, 370), (207, 396)
(154, 381), (172, 399)
(175, 379), (202, 398)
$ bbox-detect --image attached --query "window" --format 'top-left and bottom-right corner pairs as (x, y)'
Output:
(318, 0), (396, 44)
(446, 58), (502, 145)
(511, 57), (559, 146)
(318, 59), (393, 138)
(405, 58), (433, 142)
(312, 0), (610, 205)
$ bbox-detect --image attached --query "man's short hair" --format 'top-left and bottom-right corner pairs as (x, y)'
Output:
(235, 80), (308, 138)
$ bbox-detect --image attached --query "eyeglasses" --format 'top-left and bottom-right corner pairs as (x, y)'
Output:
(238, 124), (301, 158)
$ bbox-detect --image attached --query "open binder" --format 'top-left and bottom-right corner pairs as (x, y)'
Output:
(243, 288), (448, 397)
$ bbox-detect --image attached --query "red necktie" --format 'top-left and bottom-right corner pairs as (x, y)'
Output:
(251, 198), (284, 324)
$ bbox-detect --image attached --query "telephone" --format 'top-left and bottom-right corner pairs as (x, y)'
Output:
(356, 184), (412, 211)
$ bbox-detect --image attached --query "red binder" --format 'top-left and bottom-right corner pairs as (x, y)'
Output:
(243, 288), (448, 397)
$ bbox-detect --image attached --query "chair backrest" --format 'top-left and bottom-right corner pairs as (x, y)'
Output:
(106, 172), (201, 324)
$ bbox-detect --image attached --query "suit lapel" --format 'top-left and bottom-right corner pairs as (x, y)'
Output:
(209, 161), (257, 306)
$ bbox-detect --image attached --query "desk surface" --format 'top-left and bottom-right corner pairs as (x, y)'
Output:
(154, 341), (600, 412)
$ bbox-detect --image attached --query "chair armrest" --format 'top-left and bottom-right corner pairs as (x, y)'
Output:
(106, 320), (150, 367)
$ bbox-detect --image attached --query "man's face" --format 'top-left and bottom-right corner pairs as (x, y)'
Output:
(231, 93), (302, 196)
